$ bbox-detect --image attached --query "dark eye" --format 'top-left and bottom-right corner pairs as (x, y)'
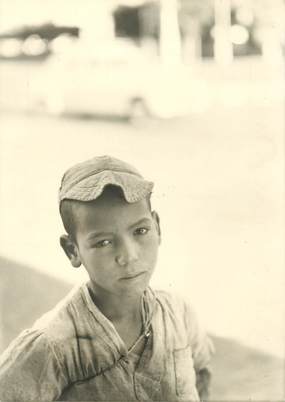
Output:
(95, 239), (111, 248)
(134, 227), (149, 236)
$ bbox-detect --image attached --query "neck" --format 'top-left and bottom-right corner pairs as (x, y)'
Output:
(87, 281), (143, 322)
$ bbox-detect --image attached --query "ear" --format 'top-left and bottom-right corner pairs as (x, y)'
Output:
(60, 234), (81, 268)
(151, 210), (161, 243)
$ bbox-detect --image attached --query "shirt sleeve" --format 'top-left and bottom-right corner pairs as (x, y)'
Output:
(184, 303), (215, 399)
(184, 303), (215, 372)
(0, 328), (68, 401)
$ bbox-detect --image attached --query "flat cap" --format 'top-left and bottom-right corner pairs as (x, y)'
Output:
(59, 155), (153, 204)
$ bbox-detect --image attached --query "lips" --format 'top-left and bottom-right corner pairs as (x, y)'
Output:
(120, 272), (146, 280)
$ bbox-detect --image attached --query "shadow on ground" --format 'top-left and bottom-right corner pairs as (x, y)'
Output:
(0, 256), (283, 400)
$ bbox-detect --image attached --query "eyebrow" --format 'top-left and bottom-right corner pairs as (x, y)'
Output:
(128, 217), (152, 230)
(86, 217), (152, 241)
(86, 231), (113, 241)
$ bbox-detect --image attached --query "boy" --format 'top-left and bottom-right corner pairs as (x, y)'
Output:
(0, 155), (214, 401)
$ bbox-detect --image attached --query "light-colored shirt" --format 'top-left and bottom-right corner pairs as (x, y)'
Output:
(0, 284), (214, 401)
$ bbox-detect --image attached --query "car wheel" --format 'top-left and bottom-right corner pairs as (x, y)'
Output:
(129, 99), (150, 122)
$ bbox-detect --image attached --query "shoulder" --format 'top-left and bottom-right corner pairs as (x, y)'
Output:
(0, 283), (90, 369)
(32, 282), (88, 342)
(0, 284), (86, 359)
(153, 288), (195, 318)
(151, 288), (199, 338)
(0, 328), (66, 400)
(152, 288), (215, 364)
(0, 327), (52, 364)
(0, 283), (91, 392)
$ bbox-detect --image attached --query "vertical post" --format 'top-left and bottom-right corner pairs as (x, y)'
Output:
(182, 16), (201, 64)
(159, 0), (182, 65)
(214, 0), (233, 65)
(79, 0), (115, 43)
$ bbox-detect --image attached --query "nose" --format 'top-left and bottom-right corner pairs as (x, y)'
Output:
(115, 238), (138, 267)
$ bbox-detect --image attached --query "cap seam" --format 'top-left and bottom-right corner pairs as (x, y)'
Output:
(60, 169), (142, 197)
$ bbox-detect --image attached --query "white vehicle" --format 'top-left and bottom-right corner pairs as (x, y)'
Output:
(39, 39), (206, 119)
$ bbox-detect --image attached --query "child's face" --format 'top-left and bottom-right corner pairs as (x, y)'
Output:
(70, 189), (160, 297)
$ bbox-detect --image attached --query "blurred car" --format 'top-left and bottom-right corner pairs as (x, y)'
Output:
(35, 39), (207, 119)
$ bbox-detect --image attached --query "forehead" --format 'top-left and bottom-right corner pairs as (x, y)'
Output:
(73, 189), (151, 234)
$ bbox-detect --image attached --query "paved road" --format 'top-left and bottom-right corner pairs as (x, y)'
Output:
(0, 102), (284, 357)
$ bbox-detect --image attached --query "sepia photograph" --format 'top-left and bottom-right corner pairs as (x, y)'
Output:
(0, 0), (284, 400)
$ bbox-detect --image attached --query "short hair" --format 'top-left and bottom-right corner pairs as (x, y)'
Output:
(59, 199), (79, 240)
(59, 185), (152, 240)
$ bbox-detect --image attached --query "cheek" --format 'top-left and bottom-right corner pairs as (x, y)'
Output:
(141, 234), (160, 261)
(78, 246), (106, 272)
(84, 248), (112, 266)
(82, 251), (114, 281)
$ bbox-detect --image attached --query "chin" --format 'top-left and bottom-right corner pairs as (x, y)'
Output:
(118, 280), (149, 296)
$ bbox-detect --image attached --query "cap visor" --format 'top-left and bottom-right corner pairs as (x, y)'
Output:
(59, 170), (153, 204)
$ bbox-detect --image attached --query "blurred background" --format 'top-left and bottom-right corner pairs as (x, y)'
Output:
(0, 0), (284, 400)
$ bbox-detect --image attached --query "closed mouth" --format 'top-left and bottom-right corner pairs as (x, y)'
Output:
(121, 272), (145, 280)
